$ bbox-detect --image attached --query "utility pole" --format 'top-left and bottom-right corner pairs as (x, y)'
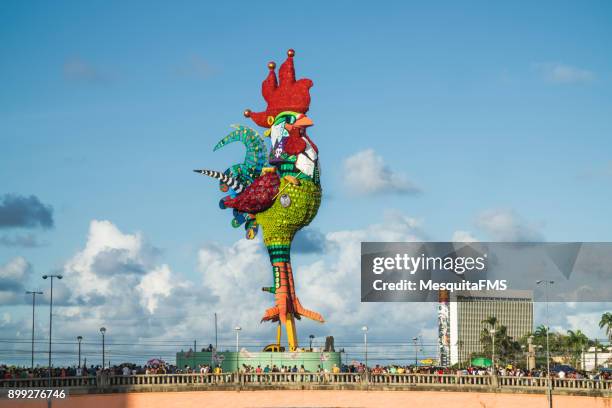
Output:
(100, 327), (106, 368)
(234, 326), (242, 372)
(42, 274), (62, 387)
(490, 328), (496, 371)
(537, 279), (554, 408)
(214, 313), (218, 351)
(77, 336), (83, 367)
(362, 326), (368, 371)
(458, 340), (464, 370)
(25, 290), (43, 370)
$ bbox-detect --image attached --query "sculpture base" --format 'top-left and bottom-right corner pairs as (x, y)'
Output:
(176, 351), (342, 373)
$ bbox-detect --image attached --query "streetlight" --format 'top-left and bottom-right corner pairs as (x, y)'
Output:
(537, 279), (554, 408)
(100, 327), (106, 369)
(77, 336), (83, 367)
(458, 340), (464, 370)
(489, 328), (496, 372)
(362, 326), (368, 371)
(234, 326), (242, 372)
(25, 290), (43, 370)
(309, 334), (315, 351)
(42, 273), (62, 385)
(234, 326), (242, 352)
(412, 337), (419, 367)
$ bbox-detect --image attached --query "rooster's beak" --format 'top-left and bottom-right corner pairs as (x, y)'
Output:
(294, 115), (314, 128)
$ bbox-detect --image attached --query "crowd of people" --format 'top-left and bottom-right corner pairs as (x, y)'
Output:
(1, 363), (611, 381)
(0, 363), (180, 380)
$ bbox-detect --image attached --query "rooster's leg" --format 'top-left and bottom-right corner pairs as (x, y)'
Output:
(261, 240), (324, 351)
(261, 261), (324, 324)
(261, 262), (290, 323)
(287, 262), (325, 323)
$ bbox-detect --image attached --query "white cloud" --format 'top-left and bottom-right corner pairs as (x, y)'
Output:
(63, 220), (145, 300)
(196, 211), (433, 342)
(535, 303), (612, 341)
(137, 265), (178, 313)
(0, 257), (30, 281)
(0, 257), (32, 305)
(566, 312), (605, 339)
(197, 239), (271, 333)
(534, 63), (595, 84)
(2, 216), (610, 366)
(452, 230), (478, 242)
(475, 209), (543, 242)
(343, 149), (420, 195)
(45, 220), (192, 344)
(2, 214), (610, 370)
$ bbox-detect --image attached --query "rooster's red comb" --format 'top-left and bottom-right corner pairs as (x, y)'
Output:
(244, 49), (313, 128)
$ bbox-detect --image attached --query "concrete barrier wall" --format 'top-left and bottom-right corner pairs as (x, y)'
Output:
(1, 390), (611, 408)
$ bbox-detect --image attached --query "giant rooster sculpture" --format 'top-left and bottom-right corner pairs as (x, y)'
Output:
(195, 49), (323, 351)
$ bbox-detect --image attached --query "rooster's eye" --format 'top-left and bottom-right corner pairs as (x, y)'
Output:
(274, 111), (299, 126)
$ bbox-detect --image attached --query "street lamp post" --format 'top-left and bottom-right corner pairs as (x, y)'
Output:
(490, 328), (496, 372)
(309, 334), (315, 351)
(42, 274), (62, 385)
(214, 312), (218, 351)
(25, 290), (43, 370)
(412, 337), (419, 367)
(100, 327), (106, 369)
(362, 326), (368, 372)
(537, 279), (554, 408)
(458, 340), (464, 370)
(234, 326), (242, 372)
(77, 336), (83, 368)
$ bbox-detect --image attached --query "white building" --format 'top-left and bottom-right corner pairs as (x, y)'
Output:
(449, 290), (533, 366)
(581, 346), (612, 371)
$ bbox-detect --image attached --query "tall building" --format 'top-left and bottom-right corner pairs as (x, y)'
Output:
(447, 290), (533, 366)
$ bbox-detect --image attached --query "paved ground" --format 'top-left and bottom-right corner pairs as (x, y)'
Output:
(1, 390), (611, 408)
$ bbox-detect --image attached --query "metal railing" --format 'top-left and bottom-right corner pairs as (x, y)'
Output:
(1, 373), (610, 392)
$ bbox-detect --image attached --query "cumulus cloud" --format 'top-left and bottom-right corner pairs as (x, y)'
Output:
(34, 219), (194, 347)
(0, 257), (32, 305)
(474, 209), (543, 242)
(0, 194), (53, 229)
(451, 230), (478, 243)
(343, 149), (420, 196)
(1, 216), (608, 366)
(196, 211), (434, 344)
(137, 265), (175, 313)
(534, 62), (595, 84)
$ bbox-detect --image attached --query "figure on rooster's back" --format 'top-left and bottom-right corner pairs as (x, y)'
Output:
(195, 49), (324, 352)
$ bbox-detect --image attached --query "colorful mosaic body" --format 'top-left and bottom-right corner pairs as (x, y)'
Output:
(195, 49), (324, 351)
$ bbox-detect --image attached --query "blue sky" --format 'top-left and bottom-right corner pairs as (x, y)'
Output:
(1, 1), (611, 365)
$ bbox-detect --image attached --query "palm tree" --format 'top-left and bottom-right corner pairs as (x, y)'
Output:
(599, 312), (612, 342)
(590, 339), (607, 370)
(480, 320), (520, 366)
(566, 330), (589, 369)
(482, 316), (498, 330)
(481, 316), (498, 364)
(534, 324), (547, 336)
